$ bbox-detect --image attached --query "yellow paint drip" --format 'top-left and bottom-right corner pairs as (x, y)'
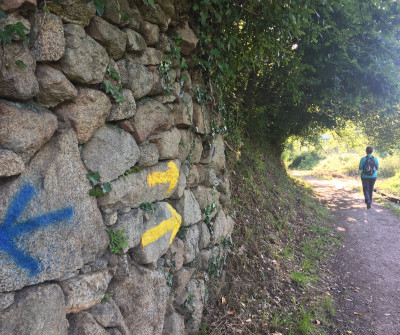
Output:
(147, 161), (179, 195)
(141, 203), (182, 247)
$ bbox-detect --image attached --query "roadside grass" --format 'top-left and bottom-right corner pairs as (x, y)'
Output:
(201, 141), (340, 334)
(376, 198), (400, 218)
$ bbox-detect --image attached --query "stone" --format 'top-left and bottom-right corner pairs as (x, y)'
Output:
(140, 3), (170, 32)
(192, 185), (220, 222)
(154, 81), (180, 104)
(178, 130), (200, 162)
(132, 202), (182, 265)
(198, 222), (211, 250)
(125, 28), (147, 52)
(172, 21), (199, 55)
(209, 135), (226, 172)
(117, 120), (135, 134)
(138, 47), (164, 65)
(0, 13), (30, 42)
(175, 190), (201, 227)
(81, 126), (140, 183)
(141, 21), (159, 46)
(0, 99), (58, 163)
(59, 24), (108, 84)
(217, 179), (231, 207)
(0, 0), (36, 11)
(157, 33), (171, 52)
(178, 279), (205, 334)
(88, 298), (129, 334)
(0, 43), (39, 101)
(170, 166), (186, 200)
(117, 59), (153, 99)
(138, 143), (159, 167)
(182, 224), (200, 264)
(107, 89), (136, 121)
(149, 127), (181, 160)
(68, 311), (109, 335)
(87, 16), (127, 60)
(158, 0), (174, 20)
(198, 249), (212, 271)
(0, 284), (68, 335)
(0, 291), (14, 311)
(31, 12), (65, 62)
(46, 1), (96, 26)
(0, 129), (109, 292)
(165, 237), (184, 272)
(0, 149), (24, 177)
(148, 65), (165, 96)
(112, 208), (143, 252)
(58, 270), (113, 313)
(211, 209), (235, 244)
(173, 92), (193, 128)
(54, 87), (111, 143)
(172, 267), (195, 302)
(133, 98), (174, 143)
(162, 312), (185, 335)
(186, 165), (199, 187)
(181, 70), (192, 90)
(192, 102), (206, 134)
(98, 160), (180, 209)
(109, 261), (168, 335)
(36, 64), (78, 108)
(104, 0), (142, 29)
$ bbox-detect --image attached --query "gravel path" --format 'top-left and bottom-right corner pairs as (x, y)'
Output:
(299, 175), (400, 335)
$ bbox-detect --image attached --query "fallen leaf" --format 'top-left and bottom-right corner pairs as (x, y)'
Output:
(354, 312), (363, 316)
(227, 310), (236, 315)
(346, 331), (352, 334)
(245, 318), (251, 323)
(384, 313), (391, 316)
(316, 320), (321, 325)
(221, 297), (227, 305)
(240, 302), (246, 307)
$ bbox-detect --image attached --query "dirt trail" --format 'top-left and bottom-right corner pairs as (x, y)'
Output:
(296, 174), (400, 335)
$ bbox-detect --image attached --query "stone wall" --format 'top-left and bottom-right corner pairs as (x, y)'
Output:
(0, 1), (234, 334)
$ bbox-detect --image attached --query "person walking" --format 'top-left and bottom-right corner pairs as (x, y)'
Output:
(359, 146), (379, 209)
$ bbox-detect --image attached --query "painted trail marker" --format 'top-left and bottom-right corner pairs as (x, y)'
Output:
(0, 184), (74, 276)
(147, 161), (179, 195)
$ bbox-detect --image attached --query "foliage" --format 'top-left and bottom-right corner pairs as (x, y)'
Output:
(189, 0), (400, 149)
(86, 172), (112, 197)
(139, 202), (155, 213)
(101, 292), (112, 303)
(288, 151), (323, 170)
(106, 229), (128, 255)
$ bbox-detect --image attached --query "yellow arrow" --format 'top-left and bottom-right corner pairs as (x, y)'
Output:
(147, 161), (179, 195)
(141, 203), (182, 247)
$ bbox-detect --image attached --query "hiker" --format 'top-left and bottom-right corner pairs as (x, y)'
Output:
(359, 146), (379, 209)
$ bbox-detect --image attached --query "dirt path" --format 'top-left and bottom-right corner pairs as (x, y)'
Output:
(295, 174), (400, 335)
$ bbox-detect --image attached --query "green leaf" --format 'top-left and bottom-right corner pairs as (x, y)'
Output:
(115, 93), (125, 103)
(86, 172), (101, 186)
(92, 0), (106, 16)
(101, 182), (112, 193)
(89, 188), (104, 197)
(43, 7), (51, 13)
(107, 66), (120, 80)
(15, 60), (27, 71)
(114, 7), (132, 21)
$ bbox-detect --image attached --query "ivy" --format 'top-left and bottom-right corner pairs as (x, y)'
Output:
(86, 172), (112, 197)
(0, 22), (29, 44)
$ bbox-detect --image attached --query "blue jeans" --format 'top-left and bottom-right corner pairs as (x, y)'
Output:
(362, 178), (376, 204)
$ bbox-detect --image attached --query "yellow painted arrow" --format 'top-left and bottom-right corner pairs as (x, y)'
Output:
(141, 203), (182, 247)
(147, 161), (179, 195)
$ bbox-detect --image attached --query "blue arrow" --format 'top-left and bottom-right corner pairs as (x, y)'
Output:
(0, 184), (74, 277)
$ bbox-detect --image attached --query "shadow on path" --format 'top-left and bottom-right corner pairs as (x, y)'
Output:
(294, 174), (400, 335)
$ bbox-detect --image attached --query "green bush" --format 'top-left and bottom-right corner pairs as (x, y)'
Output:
(289, 151), (323, 170)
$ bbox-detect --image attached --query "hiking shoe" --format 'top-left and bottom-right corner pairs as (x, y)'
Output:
(367, 202), (371, 209)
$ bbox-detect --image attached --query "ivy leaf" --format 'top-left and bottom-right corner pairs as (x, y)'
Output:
(11, 22), (29, 43)
(43, 7), (51, 13)
(101, 182), (112, 193)
(107, 66), (120, 80)
(86, 172), (101, 186)
(89, 188), (104, 197)
(180, 58), (188, 70)
(114, 7), (132, 21)
(115, 93), (125, 103)
(15, 60), (27, 71)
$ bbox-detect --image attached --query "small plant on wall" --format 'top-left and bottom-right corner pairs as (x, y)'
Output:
(106, 229), (128, 255)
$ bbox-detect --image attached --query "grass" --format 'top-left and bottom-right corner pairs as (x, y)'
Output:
(201, 140), (340, 334)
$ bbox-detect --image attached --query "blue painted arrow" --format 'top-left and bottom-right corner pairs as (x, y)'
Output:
(0, 184), (74, 277)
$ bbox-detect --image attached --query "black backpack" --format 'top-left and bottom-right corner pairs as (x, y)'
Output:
(363, 156), (376, 175)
